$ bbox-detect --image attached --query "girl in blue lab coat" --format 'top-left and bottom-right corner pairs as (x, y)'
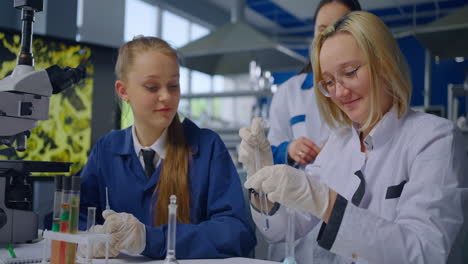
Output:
(77, 36), (256, 259)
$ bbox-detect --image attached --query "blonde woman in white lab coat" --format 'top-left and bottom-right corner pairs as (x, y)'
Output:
(245, 1), (362, 261)
(241, 11), (468, 263)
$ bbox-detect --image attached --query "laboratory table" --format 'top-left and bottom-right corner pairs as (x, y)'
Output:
(0, 240), (279, 264)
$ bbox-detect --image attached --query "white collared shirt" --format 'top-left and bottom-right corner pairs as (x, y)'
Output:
(253, 107), (468, 263)
(132, 125), (167, 170)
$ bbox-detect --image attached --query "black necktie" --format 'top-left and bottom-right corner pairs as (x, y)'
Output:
(141, 149), (156, 178)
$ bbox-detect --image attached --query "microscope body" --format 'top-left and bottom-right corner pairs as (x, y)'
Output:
(0, 65), (53, 151)
(0, 66), (53, 243)
(0, 0), (85, 244)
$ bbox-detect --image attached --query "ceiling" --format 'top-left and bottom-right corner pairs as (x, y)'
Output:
(158, 0), (468, 57)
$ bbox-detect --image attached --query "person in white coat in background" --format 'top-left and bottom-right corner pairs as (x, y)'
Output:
(241, 11), (468, 264)
(268, 0), (361, 166)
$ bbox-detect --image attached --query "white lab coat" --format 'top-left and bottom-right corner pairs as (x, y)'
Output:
(253, 108), (468, 263)
(268, 73), (329, 164)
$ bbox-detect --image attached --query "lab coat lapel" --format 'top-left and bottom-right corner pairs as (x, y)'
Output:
(347, 129), (367, 202)
(339, 155), (365, 202)
(324, 128), (366, 202)
(111, 126), (149, 183)
(125, 151), (150, 184)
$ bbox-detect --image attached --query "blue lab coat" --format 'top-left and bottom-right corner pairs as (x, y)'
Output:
(78, 118), (256, 259)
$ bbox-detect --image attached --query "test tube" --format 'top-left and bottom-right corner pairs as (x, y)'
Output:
(282, 207), (297, 264)
(255, 145), (269, 231)
(105, 187), (110, 211)
(86, 207), (96, 231)
(52, 175), (64, 230)
(163, 195), (179, 264)
(59, 176), (72, 264)
(50, 175), (63, 264)
(104, 187), (110, 261)
(66, 176), (81, 264)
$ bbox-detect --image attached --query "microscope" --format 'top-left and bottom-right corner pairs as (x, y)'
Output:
(0, 0), (86, 243)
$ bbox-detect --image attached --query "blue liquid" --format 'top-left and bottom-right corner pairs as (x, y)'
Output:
(283, 256), (298, 264)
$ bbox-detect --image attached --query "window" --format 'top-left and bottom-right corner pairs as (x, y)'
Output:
(120, 102), (134, 129)
(185, 22), (213, 119)
(162, 10), (190, 48)
(191, 23), (209, 41)
(178, 66), (190, 116)
(190, 70), (211, 118)
(124, 0), (158, 41)
(76, 0), (83, 40)
(191, 70), (211, 94)
(179, 67), (189, 94)
(211, 75), (225, 119)
(119, 5), (235, 128)
(213, 75), (224, 92)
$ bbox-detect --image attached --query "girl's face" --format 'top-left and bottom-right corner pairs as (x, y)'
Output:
(319, 33), (371, 125)
(116, 50), (180, 131)
(319, 33), (392, 126)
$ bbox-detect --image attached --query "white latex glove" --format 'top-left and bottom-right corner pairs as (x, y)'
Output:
(244, 164), (330, 218)
(238, 118), (273, 177)
(101, 210), (146, 255)
(76, 225), (120, 258)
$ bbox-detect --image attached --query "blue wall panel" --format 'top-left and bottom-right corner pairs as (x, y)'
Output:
(398, 36), (467, 114)
(398, 36), (426, 106)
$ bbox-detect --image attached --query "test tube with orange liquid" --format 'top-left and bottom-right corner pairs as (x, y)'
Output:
(58, 176), (72, 264)
(50, 175), (63, 264)
(65, 176), (81, 264)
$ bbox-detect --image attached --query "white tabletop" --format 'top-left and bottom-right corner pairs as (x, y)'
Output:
(98, 255), (279, 264)
(2, 241), (279, 264)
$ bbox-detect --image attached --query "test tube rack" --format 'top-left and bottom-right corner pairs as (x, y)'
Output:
(42, 230), (111, 264)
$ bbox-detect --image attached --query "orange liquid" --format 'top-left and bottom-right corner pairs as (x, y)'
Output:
(66, 200), (79, 264)
(59, 204), (70, 264)
(51, 219), (61, 264)
(51, 240), (61, 264)
(66, 243), (77, 264)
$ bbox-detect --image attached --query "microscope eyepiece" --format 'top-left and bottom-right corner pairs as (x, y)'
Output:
(46, 65), (87, 94)
(14, 0), (43, 12)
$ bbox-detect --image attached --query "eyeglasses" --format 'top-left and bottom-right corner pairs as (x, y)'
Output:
(318, 63), (364, 98)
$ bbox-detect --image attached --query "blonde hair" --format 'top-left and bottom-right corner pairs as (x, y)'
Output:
(115, 37), (191, 226)
(312, 11), (411, 131)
